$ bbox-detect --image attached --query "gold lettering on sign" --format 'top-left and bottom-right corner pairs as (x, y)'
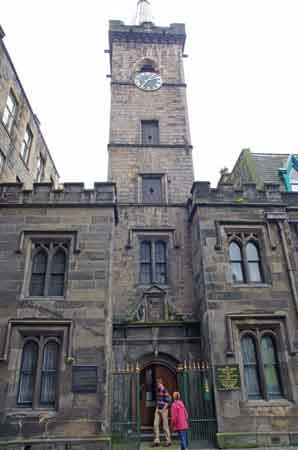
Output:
(216, 365), (241, 390)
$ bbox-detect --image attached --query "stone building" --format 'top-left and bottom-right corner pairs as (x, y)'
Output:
(0, 26), (59, 187)
(0, 1), (298, 449)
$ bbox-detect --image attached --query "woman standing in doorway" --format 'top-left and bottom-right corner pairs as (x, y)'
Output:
(170, 392), (189, 450)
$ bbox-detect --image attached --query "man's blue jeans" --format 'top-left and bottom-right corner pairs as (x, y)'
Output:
(178, 430), (188, 450)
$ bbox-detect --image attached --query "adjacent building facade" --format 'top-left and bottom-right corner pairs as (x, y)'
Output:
(0, 26), (59, 187)
(0, 2), (298, 449)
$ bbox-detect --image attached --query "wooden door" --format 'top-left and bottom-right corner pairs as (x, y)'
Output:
(140, 365), (177, 427)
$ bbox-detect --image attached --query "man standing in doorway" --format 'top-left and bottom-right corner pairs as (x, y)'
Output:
(151, 377), (172, 447)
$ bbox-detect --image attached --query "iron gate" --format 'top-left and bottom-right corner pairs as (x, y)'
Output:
(111, 364), (141, 450)
(178, 360), (217, 448)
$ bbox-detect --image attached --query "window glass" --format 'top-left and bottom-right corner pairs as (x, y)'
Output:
(40, 341), (59, 405)
(141, 120), (159, 145)
(246, 242), (262, 283)
(241, 335), (262, 400)
(142, 176), (162, 203)
(140, 240), (167, 285)
(140, 241), (152, 284)
(36, 155), (45, 182)
(2, 91), (17, 133)
(30, 250), (47, 296)
(20, 126), (33, 163)
(18, 341), (38, 405)
(229, 242), (244, 283)
(155, 241), (167, 284)
(261, 335), (282, 399)
(49, 249), (66, 296)
(18, 337), (60, 409)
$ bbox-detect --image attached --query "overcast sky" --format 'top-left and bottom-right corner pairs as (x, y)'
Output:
(2, 0), (298, 187)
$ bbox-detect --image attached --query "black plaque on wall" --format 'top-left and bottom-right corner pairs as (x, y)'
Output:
(215, 365), (241, 391)
(72, 366), (98, 393)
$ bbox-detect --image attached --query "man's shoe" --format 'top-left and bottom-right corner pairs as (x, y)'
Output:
(163, 444), (172, 447)
(150, 444), (160, 448)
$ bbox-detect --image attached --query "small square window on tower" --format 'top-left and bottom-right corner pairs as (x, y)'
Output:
(141, 120), (159, 145)
(141, 175), (163, 203)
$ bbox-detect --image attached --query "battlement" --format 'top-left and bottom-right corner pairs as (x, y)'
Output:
(109, 20), (186, 49)
(191, 181), (285, 205)
(0, 182), (117, 206)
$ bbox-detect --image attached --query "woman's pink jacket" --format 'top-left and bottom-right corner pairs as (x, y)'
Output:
(170, 400), (189, 431)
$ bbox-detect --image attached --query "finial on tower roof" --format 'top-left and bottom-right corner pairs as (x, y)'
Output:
(135, 0), (154, 25)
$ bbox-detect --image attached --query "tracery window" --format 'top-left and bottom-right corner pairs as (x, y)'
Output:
(228, 232), (263, 283)
(30, 241), (68, 297)
(140, 240), (167, 284)
(241, 331), (283, 401)
(18, 336), (60, 408)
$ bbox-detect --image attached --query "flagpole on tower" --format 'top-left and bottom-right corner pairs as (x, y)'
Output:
(134, 0), (154, 25)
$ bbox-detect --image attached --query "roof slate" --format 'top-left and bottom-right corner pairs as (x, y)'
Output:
(251, 153), (289, 187)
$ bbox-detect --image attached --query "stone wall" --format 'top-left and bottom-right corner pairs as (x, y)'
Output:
(0, 183), (116, 446)
(108, 21), (194, 203)
(190, 181), (298, 446)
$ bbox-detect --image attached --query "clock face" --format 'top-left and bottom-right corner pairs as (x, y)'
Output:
(134, 72), (162, 91)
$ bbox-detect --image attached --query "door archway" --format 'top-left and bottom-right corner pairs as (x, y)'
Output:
(140, 361), (178, 427)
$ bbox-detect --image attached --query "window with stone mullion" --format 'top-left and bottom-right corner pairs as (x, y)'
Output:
(30, 242), (68, 297)
(140, 240), (167, 285)
(229, 239), (263, 284)
(18, 336), (60, 409)
(241, 330), (283, 401)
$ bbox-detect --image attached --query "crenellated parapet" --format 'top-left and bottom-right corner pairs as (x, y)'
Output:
(109, 20), (186, 47)
(190, 181), (285, 205)
(0, 182), (117, 206)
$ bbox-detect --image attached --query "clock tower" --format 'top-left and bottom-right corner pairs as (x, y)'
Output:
(107, 0), (194, 203)
(109, 3), (198, 429)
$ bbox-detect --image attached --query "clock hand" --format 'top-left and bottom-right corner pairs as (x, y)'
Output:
(141, 74), (156, 88)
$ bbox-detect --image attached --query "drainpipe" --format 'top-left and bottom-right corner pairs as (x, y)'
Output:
(277, 220), (298, 317)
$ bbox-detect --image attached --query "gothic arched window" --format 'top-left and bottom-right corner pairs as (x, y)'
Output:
(49, 249), (67, 296)
(246, 242), (262, 283)
(40, 341), (59, 406)
(18, 340), (38, 405)
(229, 241), (244, 283)
(30, 249), (48, 296)
(29, 242), (69, 297)
(261, 335), (282, 399)
(241, 335), (261, 400)
(228, 237), (264, 284)
(241, 331), (283, 401)
(18, 337), (60, 408)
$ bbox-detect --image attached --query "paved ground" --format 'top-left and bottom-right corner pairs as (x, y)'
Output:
(139, 445), (298, 450)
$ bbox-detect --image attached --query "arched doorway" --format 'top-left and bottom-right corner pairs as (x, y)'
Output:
(140, 362), (178, 428)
